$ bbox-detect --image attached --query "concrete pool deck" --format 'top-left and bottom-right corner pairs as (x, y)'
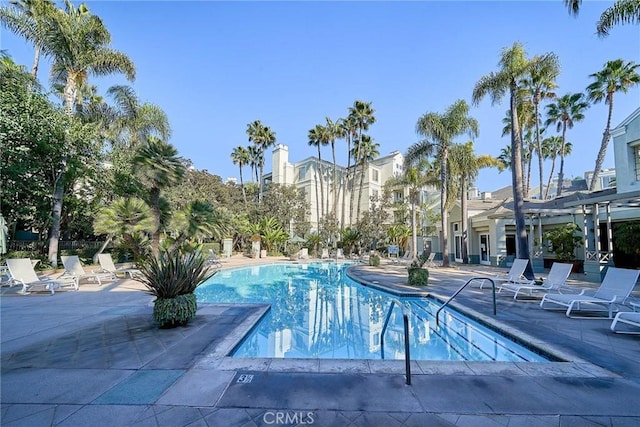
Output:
(1, 256), (639, 426)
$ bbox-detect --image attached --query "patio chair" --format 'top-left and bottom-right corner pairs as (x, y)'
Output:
(479, 258), (530, 289)
(60, 255), (115, 288)
(425, 252), (437, 268)
(97, 253), (140, 279)
(6, 258), (72, 294)
(321, 248), (329, 259)
(336, 248), (345, 259)
(204, 249), (222, 268)
(299, 248), (309, 259)
(540, 267), (640, 318)
(610, 311), (640, 334)
(499, 262), (573, 300)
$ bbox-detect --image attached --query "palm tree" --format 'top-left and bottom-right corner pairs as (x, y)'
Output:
(339, 116), (357, 228)
(230, 146), (250, 204)
(106, 85), (171, 148)
(307, 125), (323, 224)
(353, 135), (379, 224)
(133, 137), (186, 256)
(544, 92), (589, 196)
(3, 0), (135, 266)
(450, 142), (501, 264)
(167, 201), (231, 253)
(93, 197), (155, 261)
(247, 144), (261, 183)
(586, 59), (640, 190)
(407, 99), (478, 268)
(563, 0), (640, 36)
(0, 0), (55, 78)
(246, 120), (276, 202)
(325, 117), (342, 219)
(521, 53), (560, 199)
(501, 101), (536, 197)
(348, 101), (375, 226)
(472, 42), (535, 276)
(541, 135), (568, 199)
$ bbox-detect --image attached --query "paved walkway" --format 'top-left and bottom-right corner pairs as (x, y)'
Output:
(1, 256), (639, 426)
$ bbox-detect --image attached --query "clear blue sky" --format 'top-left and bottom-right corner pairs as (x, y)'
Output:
(3, 1), (639, 192)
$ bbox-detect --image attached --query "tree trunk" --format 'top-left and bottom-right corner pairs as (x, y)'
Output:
(314, 165), (320, 232)
(461, 176), (469, 264)
(332, 141), (338, 219)
(31, 45), (41, 79)
(534, 100), (544, 199)
(239, 165), (247, 204)
(317, 147), (325, 219)
(544, 152), (557, 200)
(341, 136), (351, 229)
(258, 162), (264, 203)
(356, 159), (366, 224)
(556, 124), (567, 197)
(150, 187), (161, 256)
(589, 96), (614, 191)
(510, 82), (533, 280)
(440, 146), (450, 268)
(92, 236), (113, 264)
(411, 194), (417, 261)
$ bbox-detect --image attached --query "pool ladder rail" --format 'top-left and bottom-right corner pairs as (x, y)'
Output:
(435, 277), (497, 327)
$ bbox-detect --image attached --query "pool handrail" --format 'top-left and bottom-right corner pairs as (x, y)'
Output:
(380, 298), (412, 385)
(436, 277), (497, 327)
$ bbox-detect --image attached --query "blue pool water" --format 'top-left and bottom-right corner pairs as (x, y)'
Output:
(196, 263), (549, 362)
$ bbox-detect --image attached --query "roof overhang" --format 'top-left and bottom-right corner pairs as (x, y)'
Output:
(564, 189), (640, 208)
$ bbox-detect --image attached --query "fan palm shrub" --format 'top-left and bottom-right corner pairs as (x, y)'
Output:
(137, 249), (216, 328)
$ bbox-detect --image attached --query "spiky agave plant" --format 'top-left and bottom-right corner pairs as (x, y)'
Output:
(137, 249), (217, 328)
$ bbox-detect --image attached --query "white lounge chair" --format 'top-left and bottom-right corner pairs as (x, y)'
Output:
(425, 252), (436, 268)
(480, 258), (530, 289)
(336, 248), (345, 259)
(60, 255), (115, 288)
(97, 253), (140, 279)
(610, 311), (640, 334)
(6, 258), (72, 294)
(540, 267), (640, 318)
(204, 249), (222, 268)
(499, 262), (573, 300)
(321, 248), (329, 259)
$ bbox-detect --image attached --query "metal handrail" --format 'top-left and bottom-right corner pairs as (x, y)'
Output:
(380, 299), (412, 385)
(435, 277), (497, 327)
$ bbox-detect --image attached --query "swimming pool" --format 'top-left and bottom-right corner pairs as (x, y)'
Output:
(196, 263), (549, 362)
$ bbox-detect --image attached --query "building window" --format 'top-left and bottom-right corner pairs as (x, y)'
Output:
(635, 146), (640, 181)
(298, 166), (306, 181)
(506, 234), (516, 256)
(372, 169), (379, 182)
(393, 191), (403, 203)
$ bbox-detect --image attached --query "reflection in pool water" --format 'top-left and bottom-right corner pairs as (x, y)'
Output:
(196, 263), (548, 361)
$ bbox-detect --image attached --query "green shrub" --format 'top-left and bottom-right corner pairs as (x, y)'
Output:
(408, 267), (429, 286)
(137, 249), (217, 328)
(153, 293), (197, 328)
(369, 253), (381, 267)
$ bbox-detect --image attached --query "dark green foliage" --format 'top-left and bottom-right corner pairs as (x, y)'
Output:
(544, 223), (582, 261)
(408, 267), (429, 286)
(153, 293), (197, 328)
(138, 249), (216, 299)
(369, 253), (381, 267)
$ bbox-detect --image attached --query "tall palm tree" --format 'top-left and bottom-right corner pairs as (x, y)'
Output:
(472, 42), (534, 277)
(586, 59), (640, 190)
(407, 99), (478, 268)
(501, 101), (536, 197)
(2, 0), (135, 266)
(339, 115), (357, 228)
(521, 53), (560, 199)
(106, 85), (171, 148)
(230, 146), (250, 204)
(544, 92), (589, 196)
(307, 125), (323, 224)
(449, 142), (501, 264)
(0, 0), (55, 78)
(348, 101), (375, 226)
(133, 137), (186, 256)
(246, 120), (276, 202)
(353, 134), (379, 224)
(563, 0), (640, 36)
(247, 144), (261, 183)
(542, 136), (572, 199)
(325, 117), (342, 219)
